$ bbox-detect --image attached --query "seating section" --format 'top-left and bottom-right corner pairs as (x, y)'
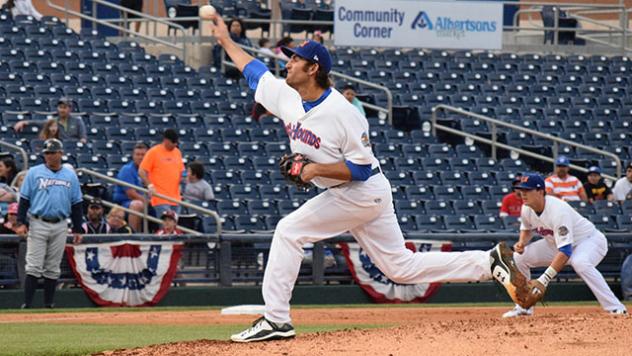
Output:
(0, 11), (630, 234)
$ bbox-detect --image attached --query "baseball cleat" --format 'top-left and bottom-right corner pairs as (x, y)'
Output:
(502, 305), (534, 318)
(490, 242), (528, 306)
(608, 309), (628, 316)
(230, 316), (296, 343)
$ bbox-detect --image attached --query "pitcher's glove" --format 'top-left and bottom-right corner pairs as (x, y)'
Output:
(519, 280), (547, 309)
(279, 153), (313, 191)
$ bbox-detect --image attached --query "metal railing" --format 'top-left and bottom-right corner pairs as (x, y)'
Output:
(510, 2), (631, 53)
(0, 140), (28, 172)
(76, 168), (222, 236)
(48, 0), (188, 61)
(431, 105), (623, 180)
(222, 44), (394, 124)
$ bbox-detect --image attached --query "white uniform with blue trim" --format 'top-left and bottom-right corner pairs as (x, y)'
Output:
(516, 195), (625, 311)
(255, 71), (495, 324)
(20, 164), (82, 279)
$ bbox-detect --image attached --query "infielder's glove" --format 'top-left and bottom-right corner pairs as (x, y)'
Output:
(519, 280), (547, 309)
(279, 153), (313, 191)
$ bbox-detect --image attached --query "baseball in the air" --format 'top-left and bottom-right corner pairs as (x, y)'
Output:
(199, 5), (216, 19)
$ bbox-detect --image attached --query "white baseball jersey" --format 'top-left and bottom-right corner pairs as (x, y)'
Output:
(520, 195), (597, 247)
(254, 72), (379, 189)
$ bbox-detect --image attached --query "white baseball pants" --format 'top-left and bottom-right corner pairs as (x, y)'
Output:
(514, 233), (626, 312)
(25, 218), (69, 279)
(262, 174), (493, 323)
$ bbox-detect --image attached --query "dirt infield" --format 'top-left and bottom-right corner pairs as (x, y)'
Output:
(3, 306), (630, 355)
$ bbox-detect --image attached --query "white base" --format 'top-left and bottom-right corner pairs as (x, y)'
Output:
(220, 304), (266, 315)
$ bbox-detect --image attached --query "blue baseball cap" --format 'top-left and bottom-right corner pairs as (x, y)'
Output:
(555, 156), (570, 166)
(281, 40), (332, 73)
(588, 166), (601, 175)
(515, 173), (546, 190)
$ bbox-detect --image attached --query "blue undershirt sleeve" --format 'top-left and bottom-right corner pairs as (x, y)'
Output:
(243, 59), (270, 91)
(345, 161), (372, 181)
(559, 244), (573, 257)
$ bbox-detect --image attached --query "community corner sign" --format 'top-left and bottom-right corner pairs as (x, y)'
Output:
(334, 0), (503, 50)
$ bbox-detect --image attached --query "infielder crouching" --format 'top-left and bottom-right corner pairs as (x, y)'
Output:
(16, 139), (84, 308)
(503, 173), (628, 317)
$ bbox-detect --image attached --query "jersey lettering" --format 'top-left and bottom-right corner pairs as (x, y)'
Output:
(285, 122), (321, 149)
(38, 178), (71, 190)
(534, 227), (554, 236)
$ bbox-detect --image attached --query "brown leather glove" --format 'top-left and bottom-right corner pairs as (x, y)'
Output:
(519, 279), (547, 309)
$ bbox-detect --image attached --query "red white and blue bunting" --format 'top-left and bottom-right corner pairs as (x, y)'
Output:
(340, 240), (452, 303)
(65, 241), (182, 307)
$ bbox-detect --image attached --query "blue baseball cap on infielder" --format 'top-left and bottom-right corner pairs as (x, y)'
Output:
(515, 173), (546, 190)
(281, 40), (332, 73)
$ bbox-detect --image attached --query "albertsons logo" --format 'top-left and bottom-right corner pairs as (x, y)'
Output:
(411, 11), (497, 39)
(411, 11), (432, 30)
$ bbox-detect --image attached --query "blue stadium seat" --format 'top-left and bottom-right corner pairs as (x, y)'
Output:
(474, 215), (505, 232)
(415, 215), (444, 232)
(444, 215), (476, 232)
(229, 184), (260, 200)
(217, 199), (249, 216)
(260, 185), (290, 200)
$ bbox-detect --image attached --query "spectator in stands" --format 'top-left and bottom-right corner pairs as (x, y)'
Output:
(583, 166), (614, 203)
(107, 207), (134, 234)
(183, 161), (214, 201)
(499, 174), (524, 217)
(11, 172), (24, 192)
(139, 129), (184, 218)
(0, 203), (19, 234)
(213, 18), (252, 78)
(156, 210), (183, 236)
(0, 157), (18, 186)
(39, 119), (60, 140)
(545, 156), (587, 202)
(1, 0), (42, 20)
(251, 102), (274, 122)
(14, 97), (87, 144)
(274, 36), (294, 69)
(341, 84), (366, 116)
(613, 162), (632, 202)
(0, 183), (16, 203)
(113, 142), (148, 232)
(312, 30), (325, 44)
(120, 0), (143, 33)
(82, 199), (110, 234)
(258, 38), (274, 57)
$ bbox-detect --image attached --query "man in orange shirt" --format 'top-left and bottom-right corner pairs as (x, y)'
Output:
(545, 156), (588, 202)
(139, 129), (185, 217)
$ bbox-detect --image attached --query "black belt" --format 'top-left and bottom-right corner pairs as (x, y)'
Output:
(33, 215), (66, 224)
(331, 167), (382, 189)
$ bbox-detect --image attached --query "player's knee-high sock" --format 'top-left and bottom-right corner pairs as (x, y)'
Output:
(23, 274), (38, 308)
(43, 278), (57, 307)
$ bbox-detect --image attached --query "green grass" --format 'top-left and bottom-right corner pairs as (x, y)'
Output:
(2, 300), (627, 314)
(0, 323), (382, 356)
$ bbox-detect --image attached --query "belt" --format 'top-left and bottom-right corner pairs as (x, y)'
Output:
(331, 167), (382, 189)
(32, 215), (66, 224)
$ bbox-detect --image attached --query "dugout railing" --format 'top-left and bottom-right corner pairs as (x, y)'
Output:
(2, 232), (631, 289)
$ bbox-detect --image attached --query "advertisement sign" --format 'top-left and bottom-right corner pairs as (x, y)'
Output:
(335, 0), (503, 50)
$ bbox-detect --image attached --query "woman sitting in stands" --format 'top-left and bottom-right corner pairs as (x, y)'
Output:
(0, 157), (18, 186)
(39, 119), (60, 140)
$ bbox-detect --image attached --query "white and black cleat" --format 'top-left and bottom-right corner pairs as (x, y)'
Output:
(230, 316), (296, 343)
(502, 305), (534, 318)
(490, 242), (528, 304)
(608, 309), (629, 316)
